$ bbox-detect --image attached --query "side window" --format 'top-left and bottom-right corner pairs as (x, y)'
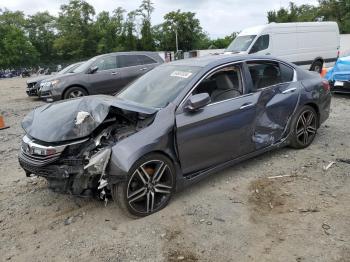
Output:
(247, 61), (281, 89)
(193, 65), (243, 103)
(117, 55), (139, 68)
(279, 63), (294, 82)
(136, 55), (157, 65)
(94, 56), (117, 71)
(249, 34), (270, 54)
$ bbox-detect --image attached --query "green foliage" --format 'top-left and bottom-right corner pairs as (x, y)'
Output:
(209, 33), (237, 49)
(138, 0), (155, 50)
(27, 12), (57, 64)
(54, 0), (97, 60)
(0, 10), (38, 69)
(267, 1), (350, 33)
(318, 0), (350, 33)
(158, 9), (208, 52)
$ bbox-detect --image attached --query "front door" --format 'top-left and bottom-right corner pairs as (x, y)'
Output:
(175, 63), (259, 174)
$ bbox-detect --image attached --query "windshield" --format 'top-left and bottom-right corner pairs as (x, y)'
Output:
(73, 57), (97, 73)
(117, 65), (201, 108)
(58, 62), (83, 75)
(226, 35), (256, 52)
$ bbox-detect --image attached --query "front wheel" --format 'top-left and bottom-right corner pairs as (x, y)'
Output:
(289, 105), (318, 149)
(112, 153), (175, 217)
(63, 86), (88, 100)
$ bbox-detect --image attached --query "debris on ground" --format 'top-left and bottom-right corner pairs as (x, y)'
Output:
(323, 161), (336, 171)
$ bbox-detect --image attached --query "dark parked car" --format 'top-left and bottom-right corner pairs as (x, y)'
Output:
(19, 55), (331, 217)
(38, 52), (164, 102)
(26, 62), (84, 96)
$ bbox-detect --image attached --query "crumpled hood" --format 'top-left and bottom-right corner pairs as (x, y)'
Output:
(22, 95), (157, 143)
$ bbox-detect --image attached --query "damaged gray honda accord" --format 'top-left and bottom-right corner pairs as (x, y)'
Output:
(19, 55), (331, 217)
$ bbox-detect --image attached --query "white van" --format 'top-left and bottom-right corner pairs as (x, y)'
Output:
(225, 22), (340, 72)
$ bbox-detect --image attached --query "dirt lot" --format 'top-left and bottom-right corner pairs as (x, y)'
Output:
(0, 77), (349, 262)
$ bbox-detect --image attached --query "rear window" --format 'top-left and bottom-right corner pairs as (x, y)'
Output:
(117, 55), (140, 68)
(137, 55), (157, 65)
(280, 63), (294, 82)
(247, 61), (294, 90)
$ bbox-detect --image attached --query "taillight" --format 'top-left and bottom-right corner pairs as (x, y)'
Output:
(322, 79), (330, 92)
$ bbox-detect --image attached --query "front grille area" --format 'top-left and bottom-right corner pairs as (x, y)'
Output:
(19, 150), (60, 167)
(27, 82), (36, 89)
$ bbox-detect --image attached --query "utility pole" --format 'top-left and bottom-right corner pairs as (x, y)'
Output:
(175, 27), (179, 53)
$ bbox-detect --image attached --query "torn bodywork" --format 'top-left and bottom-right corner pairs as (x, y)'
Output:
(19, 95), (156, 196)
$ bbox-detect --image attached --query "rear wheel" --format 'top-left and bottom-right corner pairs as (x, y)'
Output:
(310, 60), (323, 73)
(112, 153), (175, 217)
(63, 86), (87, 99)
(289, 105), (318, 149)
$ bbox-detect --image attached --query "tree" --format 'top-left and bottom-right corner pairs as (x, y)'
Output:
(209, 33), (237, 49)
(159, 10), (208, 52)
(54, 0), (97, 61)
(266, 1), (350, 33)
(95, 7), (125, 53)
(138, 0), (155, 50)
(121, 11), (138, 51)
(267, 2), (319, 23)
(0, 9), (38, 69)
(27, 12), (57, 64)
(318, 0), (350, 33)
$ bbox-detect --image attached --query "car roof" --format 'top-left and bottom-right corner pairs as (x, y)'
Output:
(167, 54), (287, 68)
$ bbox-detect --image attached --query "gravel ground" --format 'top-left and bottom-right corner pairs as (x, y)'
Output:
(0, 77), (349, 262)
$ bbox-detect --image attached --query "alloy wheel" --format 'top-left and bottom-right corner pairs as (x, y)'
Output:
(69, 90), (84, 98)
(127, 160), (173, 214)
(295, 109), (317, 146)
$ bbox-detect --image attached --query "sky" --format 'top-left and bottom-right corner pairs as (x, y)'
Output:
(0, 0), (319, 38)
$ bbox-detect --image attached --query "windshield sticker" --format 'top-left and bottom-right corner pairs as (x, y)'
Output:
(170, 71), (193, 78)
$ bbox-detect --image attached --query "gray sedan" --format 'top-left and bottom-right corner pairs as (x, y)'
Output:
(19, 55), (331, 217)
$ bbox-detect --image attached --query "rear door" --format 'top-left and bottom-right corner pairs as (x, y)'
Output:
(88, 55), (124, 95)
(246, 60), (300, 149)
(115, 54), (159, 92)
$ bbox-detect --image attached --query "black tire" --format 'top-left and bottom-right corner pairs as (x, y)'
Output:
(63, 86), (88, 100)
(310, 60), (323, 73)
(112, 153), (175, 217)
(289, 105), (318, 149)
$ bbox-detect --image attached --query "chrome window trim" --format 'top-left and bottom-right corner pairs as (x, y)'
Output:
(177, 58), (298, 112)
(94, 54), (158, 73)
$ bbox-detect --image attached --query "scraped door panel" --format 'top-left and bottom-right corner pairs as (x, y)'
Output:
(253, 82), (300, 149)
(176, 93), (260, 175)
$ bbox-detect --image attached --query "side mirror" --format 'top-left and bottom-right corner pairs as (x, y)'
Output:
(185, 93), (211, 112)
(88, 66), (98, 74)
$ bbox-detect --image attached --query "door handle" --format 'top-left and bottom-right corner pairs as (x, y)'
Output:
(282, 87), (297, 94)
(240, 103), (254, 109)
(265, 53), (271, 55)
(139, 67), (148, 71)
(111, 72), (118, 75)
